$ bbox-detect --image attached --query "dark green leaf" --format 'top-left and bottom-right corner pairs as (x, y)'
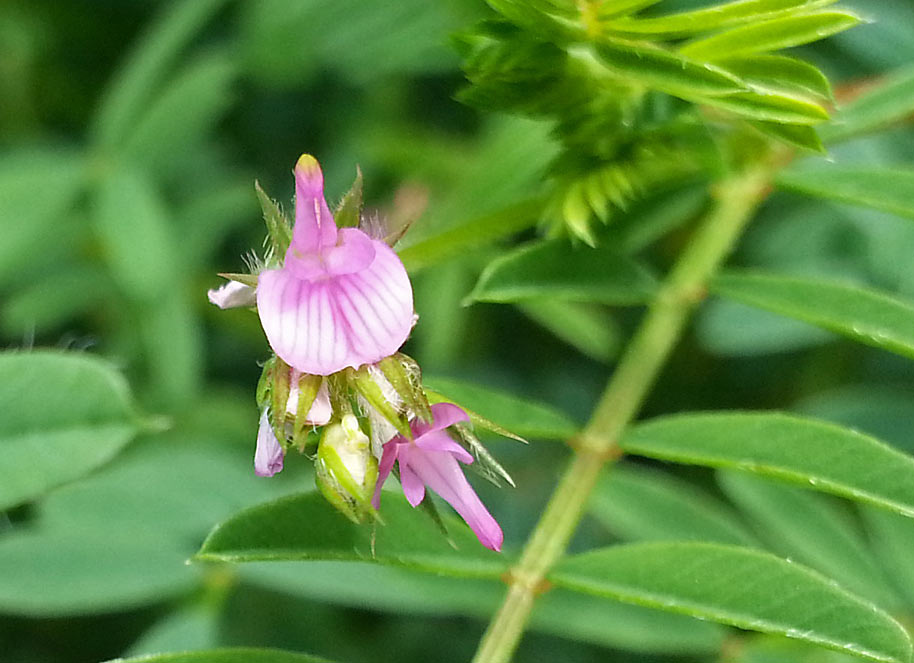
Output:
(195, 492), (507, 578)
(822, 64), (914, 143)
(861, 507), (914, 609)
(711, 271), (914, 360)
(590, 464), (757, 545)
(0, 351), (141, 511)
(777, 165), (914, 220)
(517, 299), (620, 362)
(622, 412), (914, 518)
(552, 542), (912, 663)
(105, 649), (332, 663)
(423, 376), (577, 441)
(469, 238), (658, 304)
(680, 11), (862, 61)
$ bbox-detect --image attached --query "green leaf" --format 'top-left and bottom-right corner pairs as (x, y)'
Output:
(121, 51), (236, 172)
(605, 0), (840, 38)
(862, 507), (914, 609)
(551, 542), (912, 663)
(125, 604), (219, 657)
(680, 11), (862, 61)
(718, 471), (900, 608)
(94, 168), (181, 301)
(717, 55), (833, 100)
(621, 412), (914, 518)
(598, 0), (663, 19)
(822, 64), (914, 143)
(469, 238), (658, 304)
(698, 88), (829, 124)
(590, 464), (757, 545)
(423, 375), (578, 440)
(105, 649), (332, 663)
(517, 299), (620, 362)
(711, 271), (914, 360)
(0, 148), (86, 285)
(398, 198), (543, 273)
(0, 351), (141, 511)
(91, 0), (228, 148)
(749, 121), (825, 152)
(587, 39), (746, 97)
(777, 165), (914, 221)
(0, 529), (197, 616)
(195, 492), (507, 578)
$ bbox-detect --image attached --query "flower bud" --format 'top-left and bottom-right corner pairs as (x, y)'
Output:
(315, 414), (378, 523)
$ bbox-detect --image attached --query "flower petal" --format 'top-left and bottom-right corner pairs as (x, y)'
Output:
(398, 445), (426, 507)
(207, 280), (255, 309)
(323, 227), (375, 276)
(254, 410), (284, 477)
(286, 377), (332, 426)
(372, 439), (401, 509)
(407, 446), (503, 551)
(415, 430), (474, 464)
(291, 154), (337, 254)
(413, 402), (471, 438)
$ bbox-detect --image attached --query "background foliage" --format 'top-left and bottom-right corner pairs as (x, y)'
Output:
(2, 1), (914, 662)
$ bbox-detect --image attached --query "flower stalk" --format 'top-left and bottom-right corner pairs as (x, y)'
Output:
(472, 164), (776, 663)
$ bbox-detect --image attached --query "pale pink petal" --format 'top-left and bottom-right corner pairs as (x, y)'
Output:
(254, 410), (284, 477)
(292, 154), (337, 254)
(413, 402), (471, 438)
(372, 440), (402, 509)
(286, 377), (331, 426)
(407, 447), (503, 551)
(323, 228), (376, 275)
(397, 446), (426, 507)
(415, 430), (474, 464)
(207, 280), (255, 309)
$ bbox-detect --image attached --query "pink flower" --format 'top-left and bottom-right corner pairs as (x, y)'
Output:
(254, 410), (284, 477)
(372, 402), (504, 551)
(256, 155), (414, 376)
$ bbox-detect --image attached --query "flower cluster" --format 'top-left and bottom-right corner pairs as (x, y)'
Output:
(209, 155), (505, 551)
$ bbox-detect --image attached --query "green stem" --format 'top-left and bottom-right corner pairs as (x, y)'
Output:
(472, 165), (774, 663)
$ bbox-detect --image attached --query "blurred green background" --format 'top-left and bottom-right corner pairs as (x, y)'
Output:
(2, 1), (914, 662)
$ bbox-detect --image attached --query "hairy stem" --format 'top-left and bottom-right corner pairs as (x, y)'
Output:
(472, 165), (774, 663)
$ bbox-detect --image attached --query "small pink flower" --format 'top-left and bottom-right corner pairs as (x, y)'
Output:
(254, 410), (284, 477)
(256, 155), (414, 376)
(372, 402), (503, 551)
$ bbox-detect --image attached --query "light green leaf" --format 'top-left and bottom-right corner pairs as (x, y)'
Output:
(0, 351), (141, 511)
(517, 299), (619, 362)
(469, 238), (658, 304)
(711, 271), (914, 360)
(777, 166), (914, 221)
(0, 528), (197, 617)
(598, 0), (663, 19)
(0, 148), (86, 284)
(605, 0), (840, 38)
(622, 412), (914, 518)
(718, 54), (833, 100)
(423, 375), (578, 440)
(822, 64), (914, 143)
(698, 88), (829, 124)
(613, 185), (708, 254)
(125, 604), (219, 657)
(195, 492), (508, 578)
(138, 294), (203, 408)
(552, 542), (912, 663)
(680, 11), (862, 61)
(590, 464), (757, 545)
(719, 471), (900, 608)
(588, 39), (746, 97)
(106, 649), (332, 663)
(398, 198), (543, 273)
(94, 168), (181, 301)
(121, 52), (235, 172)
(750, 121), (825, 152)
(862, 507), (914, 610)
(92, 0), (228, 148)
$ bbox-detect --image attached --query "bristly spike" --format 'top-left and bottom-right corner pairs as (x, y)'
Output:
(334, 166), (364, 229)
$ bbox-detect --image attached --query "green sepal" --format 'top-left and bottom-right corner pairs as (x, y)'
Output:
(426, 388), (527, 444)
(292, 373), (324, 444)
(347, 367), (412, 440)
(315, 418), (379, 524)
(217, 272), (258, 288)
(256, 356), (276, 409)
(255, 180), (292, 256)
(334, 167), (363, 229)
(270, 357), (292, 441)
(378, 353), (432, 422)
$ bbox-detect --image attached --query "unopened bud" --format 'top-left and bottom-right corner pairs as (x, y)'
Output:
(315, 414), (378, 523)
